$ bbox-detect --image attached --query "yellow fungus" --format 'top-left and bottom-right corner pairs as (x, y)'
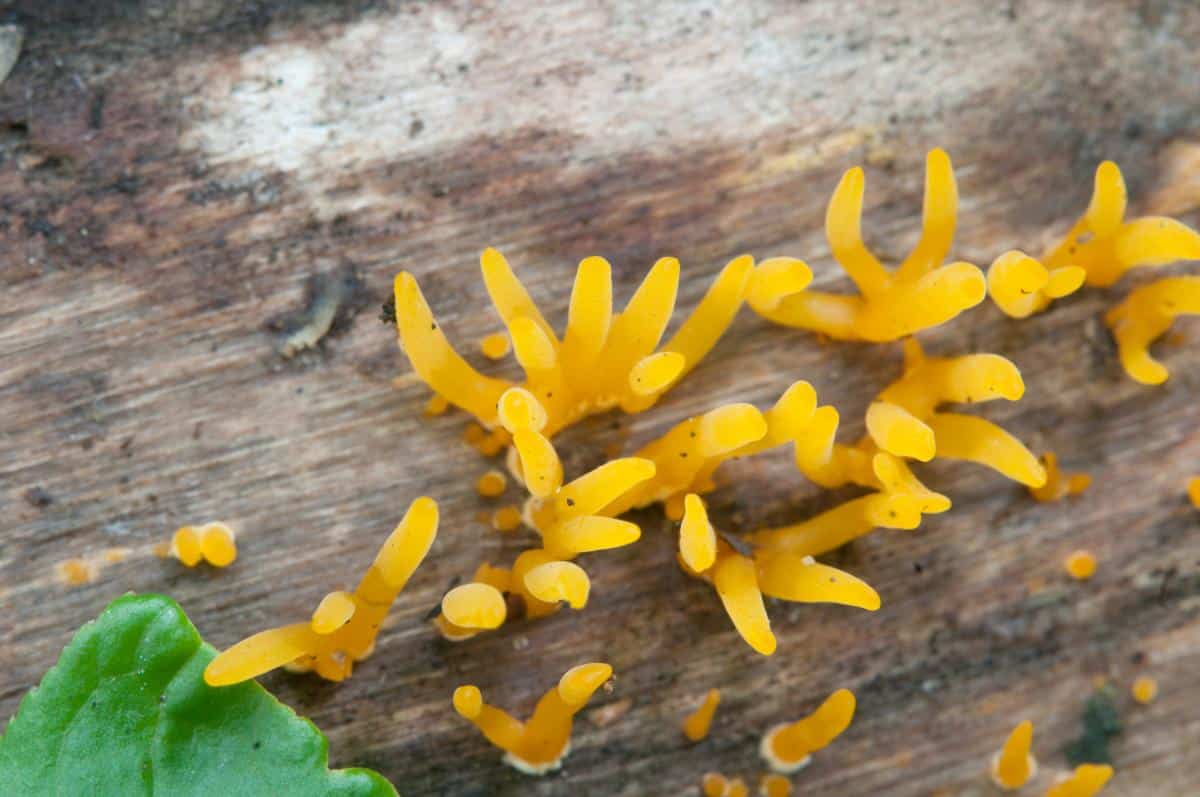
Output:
(204, 496), (438, 686)
(394, 250), (751, 437)
(476, 469), (508, 498)
(682, 688), (721, 742)
(1044, 160), (1200, 288)
(433, 562), (513, 642)
(170, 526), (204, 567)
(746, 490), (922, 557)
(1189, 477), (1200, 509)
(442, 582), (507, 630)
(524, 561), (590, 609)
(760, 688), (856, 773)
(759, 773), (792, 797)
(702, 773), (729, 797)
(492, 505), (524, 532)
(1030, 453), (1092, 502)
(801, 339), (1044, 490)
(56, 558), (98, 586)
(725, 779), (749, 797)
(1044, 764), (1114, 797)
(453, 662), (613, 774)
(198, 523), (237, 567)
(479, 331), (511, 359)
(311, 591), (356, 634)
(1065, 550), (1097, 581)
(748, 149), (986, 341)
(680, 494), (718, 573)
(1104, 276), (1200, 385)
(1131, 676), (1157, 705)
(990, 720), (1037, 790)
(422, 393), (450, 417)
(988, 250), (1086, 319)
(607, 381), (824, 514)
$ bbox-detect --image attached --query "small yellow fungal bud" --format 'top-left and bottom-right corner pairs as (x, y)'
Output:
(990, 719), (1037, 790)
(171, 526), (204, 567)
(701, 773), (729, 797)
(311, 591), (356, 634)
(479, 332), (511, 359)
(1030, 453), (1092, 502)
(760, 688), (856, 773)
(759, 773), (792, 797)
(492, 505), (524, 532)
(714, 553), (776, 656)
(682, 688), (721, 742)
(56, 558), (98, 586)
(199, 523), (237, 567)
(1131, 676), (1158, 705)
(988, 250), (1085, 319)
(524, 561), (590, 609)
(1065, 550), (1097, 581)
(441, 582), (507, 630)
(1189, 477), (1200, 509)
(422, 393), (450, 417)
(476, 469), (508, 498)
(680, 494), (718, 573)
(1044, 763), (1114, 797)
(725, 779), (749, 797)
(453, 685), (483, 718)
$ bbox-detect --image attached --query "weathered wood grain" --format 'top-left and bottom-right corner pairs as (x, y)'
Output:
(2, 1), (1199, 794)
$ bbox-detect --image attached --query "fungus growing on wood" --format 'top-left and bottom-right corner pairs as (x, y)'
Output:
(760, 688), (856, 773)
(1104, 276), (1200, 385)
(1065, 550), (1097, 581)
(478, 332), (510, 359)
(682, 688), (721, 742)
(1131, 676), (1158, 705)
(1030, 453), (1092, 502)
(682, 496), (880, 656)
(987, 250), (1086, 319)
(1189, 477), (1200, 509)
(170, 523), (237, 568)
(1043, 161), (1200, 288)
(702, 773), (730, 797)
(441, 582), (507, 631)
(453, 662), (613, 774)
(990, 720), (1037, 790)
(747, 149), (986, 341)
(394, 248), (752, 436)
(434, 562), (512, 642)
(204, 497), (438, 685)
(759, 774), (793, 797)
(476, 469), (508, 498)
(1044, 764), (1114, 797)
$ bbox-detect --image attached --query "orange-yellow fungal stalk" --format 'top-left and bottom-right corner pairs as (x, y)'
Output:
(1030, 453), (1092, 502)
(453, 662), (613, 774)
(1065, 550), (1097, 581)
(204, 497), (438, 686)
(394, 249), (752, 437)
(1044, 161), (1200, 288)
(1045, 764), (1114, 797)
(1131, 676), (1157, 704)
(682, 688), (721, 742)
(745, 488), (924, 558)
(682, 501), (880, 656)
(760, 688), (856, 773)
(990, 720), (1037, 790)
(748, 149), (985, 341)
(171, 523), (237, 568)
(988, 250), (1086, 319)
(1104, 276), (1200, 385)
(605, 381), (825, 519)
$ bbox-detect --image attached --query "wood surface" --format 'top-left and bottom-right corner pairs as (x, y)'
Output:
(2, 1), (1199, 794)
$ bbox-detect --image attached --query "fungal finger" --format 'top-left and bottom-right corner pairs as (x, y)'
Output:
(865, 401), (935, 461)
(512, 429), (564, 497)
(556, 662), (613, 707)
(480, 248), (555, 340)
(870, 453), (950, 513)
(696, 404), (769, 457)
(550, 516), (641, 555)
(680, 494), (718, 573)
(394, 272), (510, 425)
(629, 351), (686, 397)
(1044, 764), (1114, 797)
(441, 583), (507, 630)
(311, 591), (356, 634)
(556, 457), (656, 518)
(204, 623), (321, 687)
(562, 256), (613, 365)
(453, 685), (527, 751)
(825, 166), (889, 295)
(682, 688), (721, 742)
(938, 352), (1025, 403)
(1085, 161), (1127, 238)
(1115, 216), (1200, 268)
(899, 147), (957, 280)
(990, 719), (1037, 790)
(524, 561), (590, 609)
(497, 387), (549, 432)
(755, 553), (880, 611)
(760, 688), (855, 773)
(609, 256), (680, 361)
(713, 553), (776, 655)
(660, 254), (754, 379)
(927, 412), (1046, 487)
(370, 496), (440, 591)
(745, 257), (814, 313)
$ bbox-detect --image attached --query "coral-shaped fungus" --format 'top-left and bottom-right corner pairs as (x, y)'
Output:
(1030, 453), (1091, 502)
(1104, 276), (1200, 385)
(170, 522), (237, 567)
(990, 719), (1037, 790)
(1045, 764), (1114, 797)
(804, 339), (1045, 490)
(747, 148), (986, 342)
(682, 688), (721, 742)
(681, 496), (880, 656)
(204, 497), (438, 685)
(987, 250), (1086, 319)
(394, 248), (752, 437)
(760, 688), (856, 773)
(453, 662), (612, 774)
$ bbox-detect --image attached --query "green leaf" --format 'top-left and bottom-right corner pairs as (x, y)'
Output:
(0, 594), (397, 797)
